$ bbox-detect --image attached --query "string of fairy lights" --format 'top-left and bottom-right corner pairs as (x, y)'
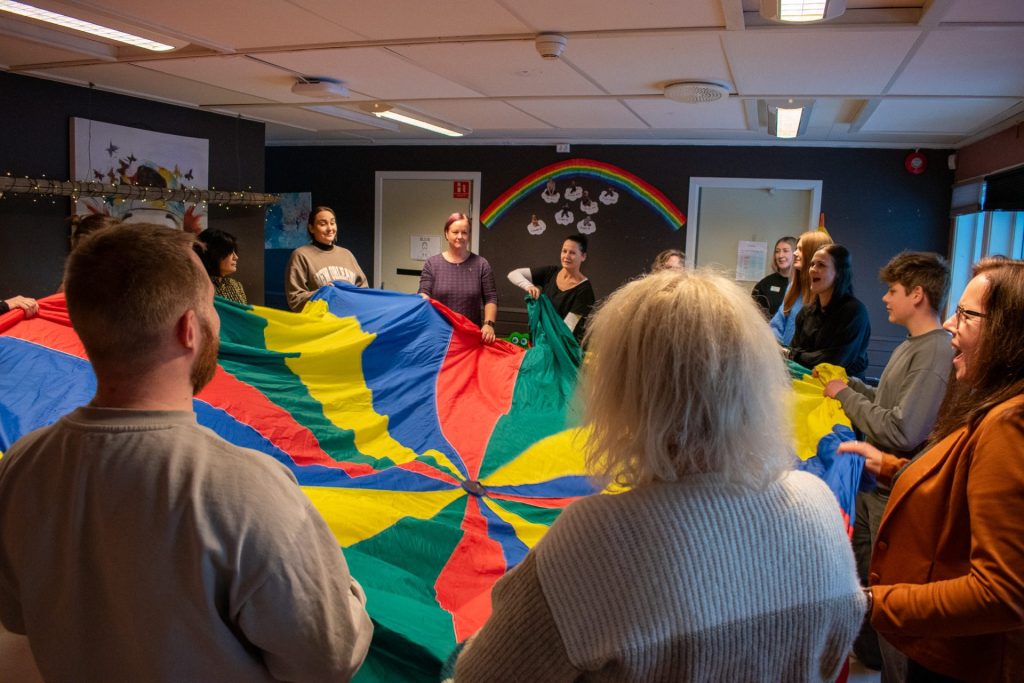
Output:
(0, 173), (279, 208)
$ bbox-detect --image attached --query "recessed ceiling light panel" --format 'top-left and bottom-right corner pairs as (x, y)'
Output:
(759, 0), (846, 23)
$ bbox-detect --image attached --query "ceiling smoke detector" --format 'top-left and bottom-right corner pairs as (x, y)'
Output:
(663, 81), (731, 104)
(291, 78), (349, 99)
(535, 33), (567, 60)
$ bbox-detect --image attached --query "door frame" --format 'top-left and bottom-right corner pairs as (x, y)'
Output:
(374, 171), (483, 288)
(685, 177), (823, 268)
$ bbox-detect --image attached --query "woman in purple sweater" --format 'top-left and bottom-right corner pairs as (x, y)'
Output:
(418, 213), (498, 343)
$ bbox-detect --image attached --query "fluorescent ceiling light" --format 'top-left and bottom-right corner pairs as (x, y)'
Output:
(775, 107), (803, 138)
(761, 98), (813, 139)
(303, 105), (400, 132)
(373, 109), (466, 137)
(760, 0), (846, 23)
(780, 0), (827, 22)
(0, 0), (174, 51)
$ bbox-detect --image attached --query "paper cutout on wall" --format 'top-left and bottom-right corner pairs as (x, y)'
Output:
(481, 158), (685, 230)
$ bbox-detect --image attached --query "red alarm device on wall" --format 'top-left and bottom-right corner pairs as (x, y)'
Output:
(905, 150), (927, 175)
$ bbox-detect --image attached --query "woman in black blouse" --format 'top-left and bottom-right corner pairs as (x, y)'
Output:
(786, 244), (871, 377)
(507, 234), (595, 345)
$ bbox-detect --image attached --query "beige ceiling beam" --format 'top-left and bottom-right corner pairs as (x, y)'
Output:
(918, 0), (957, 29)
(720, 0), (746, 31)
(196, 93), (1022, 111)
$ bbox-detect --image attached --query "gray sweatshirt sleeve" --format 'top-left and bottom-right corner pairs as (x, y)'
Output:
(837, 367), (947, 453)
(845, 376), (876, 401)
(236, 497), (373, 682)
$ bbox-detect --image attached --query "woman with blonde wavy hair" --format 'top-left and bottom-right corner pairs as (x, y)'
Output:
(770, 229), (833, 345)
(450, 269), (863, 683)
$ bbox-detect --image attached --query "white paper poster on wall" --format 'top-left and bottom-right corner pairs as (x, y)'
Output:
(70, 117), (210, 232)
(411, 235), (442, 261)
(736, 240), (768, 281)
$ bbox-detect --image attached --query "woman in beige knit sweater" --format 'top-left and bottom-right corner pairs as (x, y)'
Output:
(285, 206), (367, 311)
(451, 269), (864, 682)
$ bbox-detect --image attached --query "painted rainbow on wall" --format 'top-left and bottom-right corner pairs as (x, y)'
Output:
(481, 158), (686, 230)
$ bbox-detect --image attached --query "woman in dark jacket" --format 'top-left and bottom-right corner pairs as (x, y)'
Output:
(786, 244), (870, 377)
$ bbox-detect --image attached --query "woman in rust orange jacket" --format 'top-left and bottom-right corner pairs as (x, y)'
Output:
(840, 257), (1024, 682)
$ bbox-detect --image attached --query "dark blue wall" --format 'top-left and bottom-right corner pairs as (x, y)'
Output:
(0, 72), (266, 302)
(266, 144), (955, 346)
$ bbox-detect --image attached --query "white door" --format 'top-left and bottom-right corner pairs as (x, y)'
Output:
(686, 177), (822, 286)
(375, 172), (482, 292)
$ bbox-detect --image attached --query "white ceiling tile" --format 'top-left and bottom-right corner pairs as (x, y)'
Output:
(566, 33), (733, 95)
(723, 29), (921, 95)
(30, 63), (274, 106)
(394, 99), (552, 130)
(829, 0), (925, 8)
(890, 28), (1024, 96)
(389, 40), (604, 96)
(139, 55), (313, 104)
(49, 0), (362, 50)
(859, 98), (1017, 134)
(514, 99), (649, 128)
(943, 0), (1024, 22)
(259, 47), (485, 99)
(625, 97), (748, 129)
(507, 0), (726, 31)
(233, 105), (384, 131)
(290, 0), (531, 39)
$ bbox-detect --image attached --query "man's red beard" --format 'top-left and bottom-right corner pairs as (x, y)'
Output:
(191, 315), (220, 395)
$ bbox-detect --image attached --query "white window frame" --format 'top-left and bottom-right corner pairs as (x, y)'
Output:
(949, 211), (1024, 312)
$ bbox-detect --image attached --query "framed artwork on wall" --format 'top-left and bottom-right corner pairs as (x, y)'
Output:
(70, 117), (210, 232)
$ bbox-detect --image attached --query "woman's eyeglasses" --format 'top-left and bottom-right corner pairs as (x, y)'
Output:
(954, 305), (987, 328)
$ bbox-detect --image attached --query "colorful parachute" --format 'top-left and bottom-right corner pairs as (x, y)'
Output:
(0, 285), (865, 681)
(789, 362), (866, 535)
(1, 287), (596, 681)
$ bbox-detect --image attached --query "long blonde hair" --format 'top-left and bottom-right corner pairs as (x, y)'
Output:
(782, 230), (833, 315)
(582, 270), (793, 490)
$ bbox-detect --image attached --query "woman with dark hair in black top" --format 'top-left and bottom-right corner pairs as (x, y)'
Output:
(507, 234), (595, 345)
(786, 244), (871, 377)
(195, 229), (247, 304)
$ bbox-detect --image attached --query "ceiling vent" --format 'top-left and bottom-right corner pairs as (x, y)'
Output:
(291, 78), (349, 99)
(663, 81), (731, 104)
